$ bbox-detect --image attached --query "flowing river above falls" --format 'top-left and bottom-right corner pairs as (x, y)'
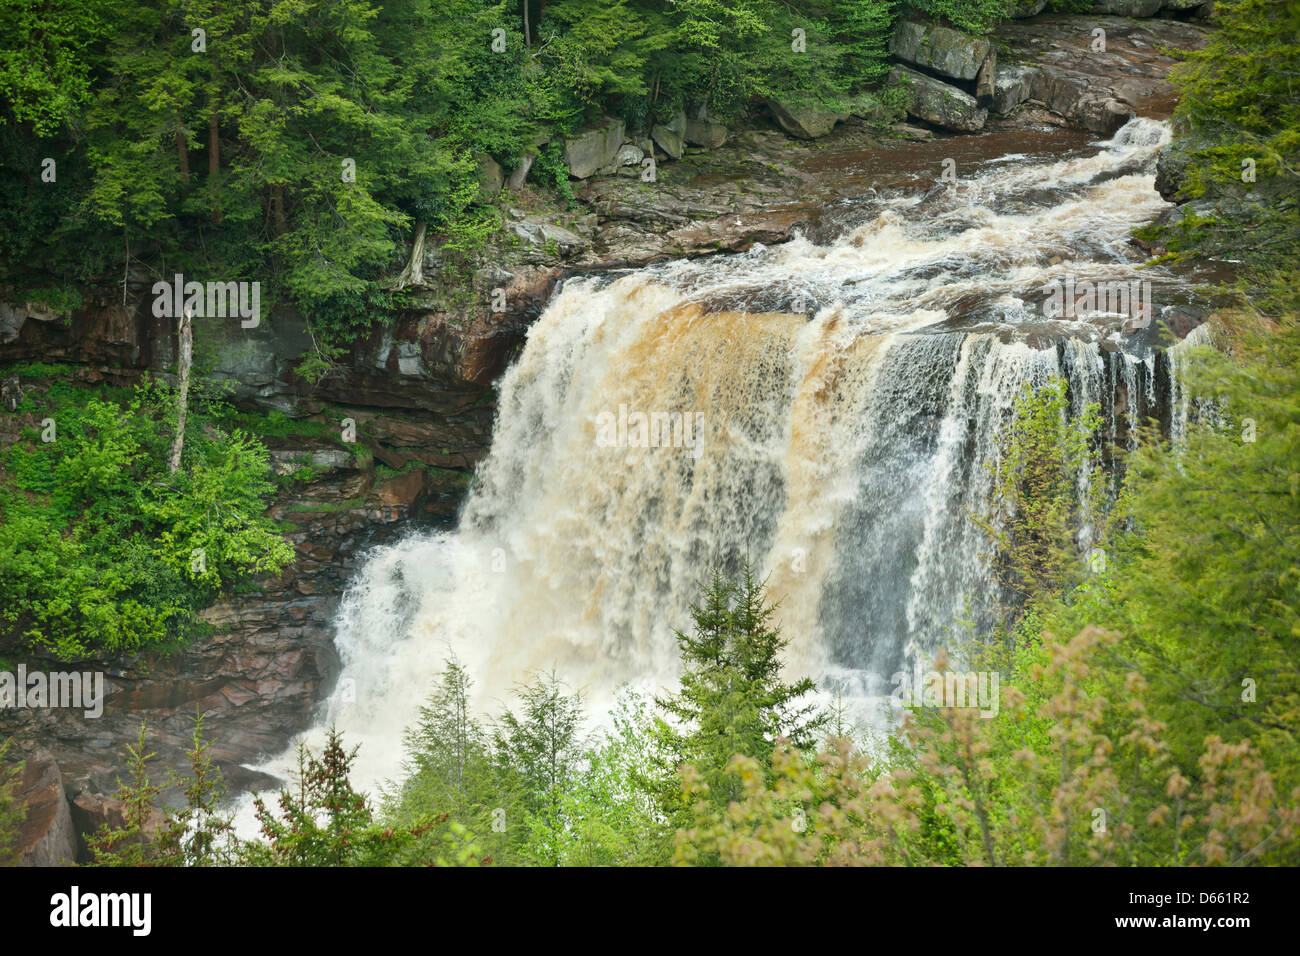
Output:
(234, 117), (1218, 817)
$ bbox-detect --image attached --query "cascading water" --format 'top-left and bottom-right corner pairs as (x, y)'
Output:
(237, 117), (1200, 813)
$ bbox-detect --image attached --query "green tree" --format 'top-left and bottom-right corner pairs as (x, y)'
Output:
(654, 563), (827, 824)
(0, 740), (25, 866)
(492, 670), (586, 866)
(976, 377), (1102, 618)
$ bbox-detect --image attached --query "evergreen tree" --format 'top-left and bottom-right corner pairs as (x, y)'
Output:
(654, 563), (827, 819)
(492, 670), (586, 866)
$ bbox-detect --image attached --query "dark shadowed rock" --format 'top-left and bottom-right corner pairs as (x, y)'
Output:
(1092, 0), (1165, 13)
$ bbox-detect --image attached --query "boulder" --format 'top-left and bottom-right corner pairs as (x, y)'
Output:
(650, 124), (685, 159)
(684, 117), (728, 148)
(563, 118), (625, 179)
(890, 65), (988, 132)
(766, 99), (849, 139)
(1008, 0), (1048, 15)
(992, 63), (1036, 114)
(845, 92), (894, 124)
(891, 20), (993, 82)
(1090, 0), (1164, 14)
(613, 143), (644, 167)
(507, 151), (536, 190)
(509, 220), (588, 258)
(976, 56), (996, 106)
(1155, 142), (1191, 202)
(476, 154), (504, 201)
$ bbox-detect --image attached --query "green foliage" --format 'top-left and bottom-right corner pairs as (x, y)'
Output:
(903, 0), (1011, 33)
(85, 723), (162, 867)
(976, 377), (1103, 616)
(0, 372), (292, 659)
(653, 563), (828, 827)
(0, 740), (24, 866)
(1152, 0), (1300, 269)
(491, 670), (587, 866)
(0, 0), (921, 363)
(153, 713), (238, 866)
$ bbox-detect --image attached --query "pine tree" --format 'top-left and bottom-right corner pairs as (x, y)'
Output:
(492, 670), (585, 866)
(654, 563), (827, 819)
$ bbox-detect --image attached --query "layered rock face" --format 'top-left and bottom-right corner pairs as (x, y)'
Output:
(889, 14), (1208, 134)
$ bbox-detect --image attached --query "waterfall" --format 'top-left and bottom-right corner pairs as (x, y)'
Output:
(237, 117), (1199, 807)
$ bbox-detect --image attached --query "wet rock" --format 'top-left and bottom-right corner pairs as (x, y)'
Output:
(993, 16), (1210, 132)
(564, 118), (625, 179)
(993, 63), (1035, 114)
(890, 65), (988, 132)
(766, 98), (848, 139)
(651, 123), (685, 159)
(1155, 140), (1191, 201)
(976, 56), (996, 106)
(845, 92), (894, 124)
(891, 20), (994, 82)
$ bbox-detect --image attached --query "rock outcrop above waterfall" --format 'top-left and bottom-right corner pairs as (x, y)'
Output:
(989, 16), (1210, 133)
(879, 14), (1206, 135)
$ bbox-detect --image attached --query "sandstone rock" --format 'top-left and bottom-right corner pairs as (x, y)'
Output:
(894, 123), (935, 142)
(650, 124), (685, 159)
(1155, 142), (1190, 201)
(976, 56), (996, 107)
(845, 92), (893, 124)
(891, 20), (993, 82)
(766, 98), (848, 139)
(1091, 0), (1164, 14)
(14, 753), (77, 866)
(684, 117), (728, 148)
(614, 143), (644, 167)
(564, 118), (625, 179)
(509, 219), (588, 257)
(992, 63), (1036, 114)
(992, 17), (1209, 134)
(890, 65), (988, 132)
(476, 154), (504, 200)
(506, 151), (535, 190)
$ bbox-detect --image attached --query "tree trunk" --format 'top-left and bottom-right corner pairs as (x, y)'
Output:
(208, 102), (221, 224)
(390, 220), (427, 289)
(523, 0), (530, 49)
(273, 185), (287, 236)
(168, 308), (193, 475)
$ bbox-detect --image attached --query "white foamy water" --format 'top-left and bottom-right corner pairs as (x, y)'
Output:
(233, 119), (1194, 828)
